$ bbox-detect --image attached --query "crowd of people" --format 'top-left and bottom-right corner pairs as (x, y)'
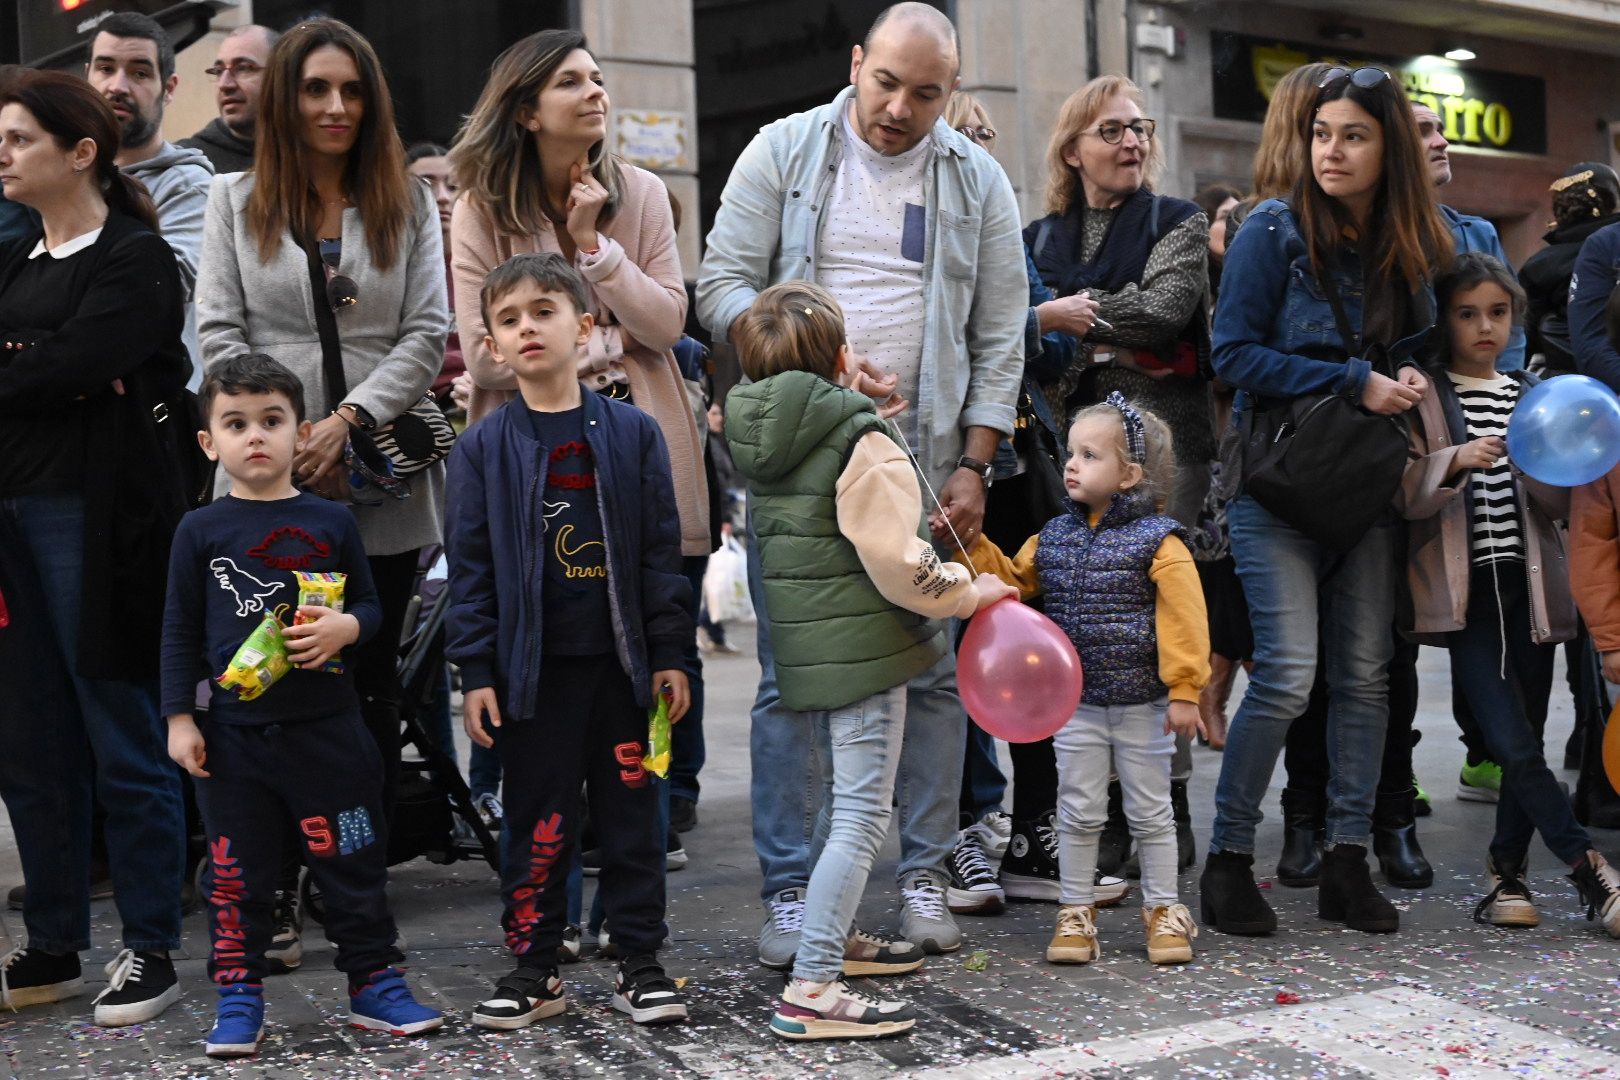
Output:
(1, 0), (1620, 1058)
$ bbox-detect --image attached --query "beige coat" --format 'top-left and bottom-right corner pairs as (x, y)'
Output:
(1395, 372), (1574, 646)
(450, 162), (710, 556)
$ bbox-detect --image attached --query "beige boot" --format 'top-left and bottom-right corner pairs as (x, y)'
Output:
(1045, 904), (1097, 964)
(1143, 903), (1197, 964)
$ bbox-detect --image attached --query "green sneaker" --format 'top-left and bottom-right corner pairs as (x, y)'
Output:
(1458, 759), (1502, 804)
(1412, 777), (1432, 818)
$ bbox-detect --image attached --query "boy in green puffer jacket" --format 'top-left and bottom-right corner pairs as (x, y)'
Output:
(725, 282), (1013, 1041)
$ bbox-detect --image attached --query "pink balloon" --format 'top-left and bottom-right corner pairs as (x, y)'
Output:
(957, 598), (1083, 743)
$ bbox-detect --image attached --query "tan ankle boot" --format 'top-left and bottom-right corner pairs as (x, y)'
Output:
(1143, 903), (1197, 964)
(1046, 904), (1097, 964)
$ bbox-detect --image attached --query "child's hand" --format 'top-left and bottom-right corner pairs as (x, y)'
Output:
(971, 572), (1018, 611)
(282, 606), (361, 669)
(653, 669), (690, 723)
(1603, 651), (1620, 687)
(1455, 436), (1505, 472)
(463, 686), (502, 748)
(168, 714), (210, 778)
(1165, 700), (1205, 741)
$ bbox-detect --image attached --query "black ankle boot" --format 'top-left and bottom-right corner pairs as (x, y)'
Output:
(1319, 844), (1399, 932)
(1372, 789), (1433, 889)
(1198, 850), (1276, 935)
(1097, 780), (1132, 876)
(1276, 788), (1324, 888)
(1171, 780), (1197, 872)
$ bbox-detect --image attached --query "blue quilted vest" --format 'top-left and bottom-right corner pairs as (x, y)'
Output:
(1036, 492), (1184, 706)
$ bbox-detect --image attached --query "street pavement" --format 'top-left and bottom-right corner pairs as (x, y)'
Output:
(2, 639), (1619, 1078)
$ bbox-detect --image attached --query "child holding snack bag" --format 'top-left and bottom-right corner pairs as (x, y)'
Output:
(161, 354), (442, 1058)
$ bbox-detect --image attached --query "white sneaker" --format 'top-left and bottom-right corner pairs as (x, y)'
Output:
(1570, 851), (1620, 938)
(975, 811), (1012, 861)
(1476, 857), (1538, 928)
(265, 888), (303, 974)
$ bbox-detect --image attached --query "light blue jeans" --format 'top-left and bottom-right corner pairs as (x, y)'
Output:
(1210, 496), (1398, 854)
(793, 683), (907, 982)
(747, 522), (964, 902)
(1055, 699), (1178, 909)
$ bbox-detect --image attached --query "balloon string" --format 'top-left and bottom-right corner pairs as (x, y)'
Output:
(880, 415), (971, 558)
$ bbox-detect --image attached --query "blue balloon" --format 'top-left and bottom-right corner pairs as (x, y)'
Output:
(1506, 374), (1620, 487)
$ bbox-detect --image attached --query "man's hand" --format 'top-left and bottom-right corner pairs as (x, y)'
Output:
(932, 468), (987, 546)
(1360, 371), (1423, 415)
(653, 669), (690, 723)
(1165, 700), (1206, 740)
(168, 714), (210, 778)
(463, 686), (502, 748)
(282, 606), (361, 669)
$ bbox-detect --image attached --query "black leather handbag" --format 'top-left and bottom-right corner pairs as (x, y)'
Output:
(982, 377), (1069, 553)
(1241, 281), (1409, 552)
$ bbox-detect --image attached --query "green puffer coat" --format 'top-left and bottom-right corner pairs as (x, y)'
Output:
(725, 370), (947, 710)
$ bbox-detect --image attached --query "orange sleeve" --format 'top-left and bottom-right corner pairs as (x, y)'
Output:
(1572, 470), (1620, 654)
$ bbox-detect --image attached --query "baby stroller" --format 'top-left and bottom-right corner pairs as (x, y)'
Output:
(302, 546), (500, 923)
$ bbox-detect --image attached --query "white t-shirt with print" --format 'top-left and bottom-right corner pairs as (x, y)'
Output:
(816, 106), (930, 450)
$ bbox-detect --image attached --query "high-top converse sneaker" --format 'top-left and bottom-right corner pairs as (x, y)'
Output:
(1001, 811), (1129, 906)
(1569, 850), (1620, 938)
(947, 825), (1005, 915)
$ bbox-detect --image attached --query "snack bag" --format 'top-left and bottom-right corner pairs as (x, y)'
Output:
(216, 607), (291, 702)
(643, 692), (672, 779)
(293, 571), (347, 674)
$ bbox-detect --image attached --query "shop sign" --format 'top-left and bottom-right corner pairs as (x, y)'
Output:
(1211, 31), (1547, 156)
(615, 111), (690, 171)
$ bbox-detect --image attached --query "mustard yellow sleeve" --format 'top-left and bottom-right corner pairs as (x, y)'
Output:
(954, 533), (1043, 601)
(1150, 533), (1210, 703)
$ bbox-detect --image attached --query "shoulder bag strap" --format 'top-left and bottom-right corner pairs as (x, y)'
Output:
(1032, 219), (1053, 261)
(304, 240), (348, 408)
(1320, 271), (1363, 360)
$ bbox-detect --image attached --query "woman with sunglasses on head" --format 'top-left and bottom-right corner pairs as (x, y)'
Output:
(1201, 66), (1452, 937)
(195, 17), (449, 943)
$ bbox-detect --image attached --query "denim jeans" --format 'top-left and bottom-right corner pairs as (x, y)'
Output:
(670, 555), (707, 804)
(794, 684), (906, 982)
(1211, 496), (1397, 854)
(1055, 699), (1178, 908)
(1450, 563), (1589, 867)
(960, 722), (1007, 822)
(0, 493), (185, 954)
(747, 517), (965, 902)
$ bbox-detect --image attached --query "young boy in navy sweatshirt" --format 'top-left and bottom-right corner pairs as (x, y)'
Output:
(161, 354), (442, 1058)
(446, 253), (692, 1030)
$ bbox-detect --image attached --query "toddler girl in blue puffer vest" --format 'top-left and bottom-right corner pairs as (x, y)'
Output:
(959, 392), (1210, 965)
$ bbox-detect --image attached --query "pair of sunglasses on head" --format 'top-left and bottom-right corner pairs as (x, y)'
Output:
(1318, 65), (1392, 90)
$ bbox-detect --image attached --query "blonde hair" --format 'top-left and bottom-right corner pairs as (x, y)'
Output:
(944, 90), (989, 132)
(1069, 398), (1176, 512)
(1251, 62), (1333, 200)
(734, 282), (846, 382)
(1043, 75), (1161, 215)
(448, 29), (622, 237)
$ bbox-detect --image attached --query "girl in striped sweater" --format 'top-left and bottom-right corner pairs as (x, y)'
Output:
(1399, 252), (1620, 936)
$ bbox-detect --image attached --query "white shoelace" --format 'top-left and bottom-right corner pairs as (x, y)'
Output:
(1034, 819), (1060, 860)
(771, 897), (806, 934)
(952, 834), (998, 886)
(902, 879), (947, 920)
(0, 945), (28, 1011)
(1153, 903), (1199, 940)
(92, 949), (139, 1005)
(1056, 905), (1096, 938)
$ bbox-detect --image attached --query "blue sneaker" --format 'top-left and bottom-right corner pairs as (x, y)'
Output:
(205, 984), (264, 1059)
(348, 968), (444, 1036)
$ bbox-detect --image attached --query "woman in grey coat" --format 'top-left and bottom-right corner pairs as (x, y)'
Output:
(195, 19), (448, 878)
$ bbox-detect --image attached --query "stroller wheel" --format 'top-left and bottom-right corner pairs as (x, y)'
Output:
(299, 867), (327, 927)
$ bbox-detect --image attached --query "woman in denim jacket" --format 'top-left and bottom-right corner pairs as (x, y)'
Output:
(1199, 67), (1452, 937)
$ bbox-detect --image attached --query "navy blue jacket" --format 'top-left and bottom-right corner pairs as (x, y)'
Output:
(445, 391), (691, 721)
(1568, 220), (1620, 395)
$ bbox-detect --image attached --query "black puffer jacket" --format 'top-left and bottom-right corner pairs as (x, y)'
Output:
(1519, 212), (1620, 373)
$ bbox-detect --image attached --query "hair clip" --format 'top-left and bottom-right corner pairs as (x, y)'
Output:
(1105, 391), (1146, 464)
(803, 307), (814, 316)
(1551, 170), (1595, 193)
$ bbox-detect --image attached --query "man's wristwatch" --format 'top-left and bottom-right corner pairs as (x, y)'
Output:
(955, 454), (994, 488)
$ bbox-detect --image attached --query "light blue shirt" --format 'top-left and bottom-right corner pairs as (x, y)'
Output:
(697, 86), (1028, 489)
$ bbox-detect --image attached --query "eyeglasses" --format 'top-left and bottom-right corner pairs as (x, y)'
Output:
(204, 60), (263, 81)
(1318, 66), (1392, 89)
(319, 237), (359, 311)
(956, 125), (997, 146)
(1081, 119), (1156, 145)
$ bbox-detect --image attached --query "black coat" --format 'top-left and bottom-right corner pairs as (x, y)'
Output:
(1518, 211), (1620, 373)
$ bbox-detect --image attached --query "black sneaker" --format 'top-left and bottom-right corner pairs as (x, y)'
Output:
(557, 924), (582, 965)
(670, 795), (698, 834)
(666, 829), (688, 872)
(947, 824), (1005, 915)
(1569, 851), (1620, 938)
(1000, 812), (1062, 901)
(612, 955), (687, 1024)
(0, 947), (82, 1010)
(265, 889), (303, 974)
(471, 966), (566, 1030)
(92, 949), (179, 1027)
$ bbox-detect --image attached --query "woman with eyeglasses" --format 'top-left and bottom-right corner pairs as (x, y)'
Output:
(1201, 66), (1452, 937)
(196, 19), (448, 868)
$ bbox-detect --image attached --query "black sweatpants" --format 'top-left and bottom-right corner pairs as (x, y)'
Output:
(495, 654), (665, 966)
(196, 710), (402, 987)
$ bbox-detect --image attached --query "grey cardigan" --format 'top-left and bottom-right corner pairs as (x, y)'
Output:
(197, 173), (449, 555)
